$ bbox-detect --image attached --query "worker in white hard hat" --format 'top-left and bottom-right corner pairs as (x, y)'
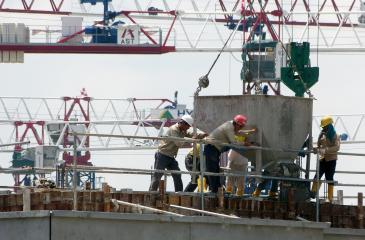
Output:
(310, 115), (340, 202)
(149, 114), (207, 192)
(204, 115), (256, 193)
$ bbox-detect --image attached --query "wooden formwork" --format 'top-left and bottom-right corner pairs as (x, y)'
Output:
(0, 188), (364, 229)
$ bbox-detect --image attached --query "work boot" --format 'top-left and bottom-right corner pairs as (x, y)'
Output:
(236, 187), (244, 197)
(311, 181), (322, 192)
(226, 181), (233, 194)
(197, 176), (207, 192)
(252, 188), (261, 197)
(328, 184), (334, 203)
(310, 181), (322, 199)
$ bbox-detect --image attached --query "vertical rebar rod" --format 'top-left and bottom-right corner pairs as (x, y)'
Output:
(200, 144), (205, 214)
(73, 135), (77, 211)
(316, 152), (320, 222)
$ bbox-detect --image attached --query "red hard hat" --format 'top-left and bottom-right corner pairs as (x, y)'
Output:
(233, 114), (247, 126)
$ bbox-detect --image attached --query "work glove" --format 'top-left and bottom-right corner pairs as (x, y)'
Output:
(312, 147), (318, 154)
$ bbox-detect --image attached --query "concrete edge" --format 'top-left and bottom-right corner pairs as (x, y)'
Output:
(0, 210), (50, 219)
(324, 227), (365, 236)
(196, 95), (312, 102)
(51, 210), (330, 229)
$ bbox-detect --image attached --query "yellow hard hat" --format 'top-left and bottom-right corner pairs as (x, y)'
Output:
(320, 115), (333, 128)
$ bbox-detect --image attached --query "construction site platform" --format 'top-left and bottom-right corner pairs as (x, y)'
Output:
(0, 187), (364, 230)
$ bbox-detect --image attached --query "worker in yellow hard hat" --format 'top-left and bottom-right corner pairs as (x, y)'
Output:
(310, 115), (340, 202)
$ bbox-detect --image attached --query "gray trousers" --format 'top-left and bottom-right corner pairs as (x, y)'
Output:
(149, 152), (183, 192)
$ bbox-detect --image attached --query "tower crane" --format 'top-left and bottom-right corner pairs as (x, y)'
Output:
(0, 0), (364, 56)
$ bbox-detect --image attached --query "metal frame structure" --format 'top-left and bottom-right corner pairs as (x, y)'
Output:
(12, 121), (45, 186)
(60, 96), (94, 189)
(0, 1), (365, 53)
(0, 97), (364, 149)
(0, 95), (180, 186)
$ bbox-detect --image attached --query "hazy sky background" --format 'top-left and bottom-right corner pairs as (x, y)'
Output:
(0, 0), (364, 204)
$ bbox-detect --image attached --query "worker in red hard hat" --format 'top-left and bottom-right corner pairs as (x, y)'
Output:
(233, 114), (247, 126)
(149, 114), (207, 192)
(204, 114), (256, 193)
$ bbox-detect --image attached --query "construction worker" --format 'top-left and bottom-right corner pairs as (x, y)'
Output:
(184, 143), (208, 192)
(149, 115), (207, 192)
(252, 170), (279, 198)
(310, 115), (340, 202)
(225, 135), (251, 196)
(204, 115), (255, 193)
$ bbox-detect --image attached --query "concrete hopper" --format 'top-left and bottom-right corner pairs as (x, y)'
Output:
(194, 95), (313, 171)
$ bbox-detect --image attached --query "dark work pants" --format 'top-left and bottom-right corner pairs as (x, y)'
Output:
(313, 160), (337, 186)
(204, 144), (222, 193)
(149, 152), (183, 192)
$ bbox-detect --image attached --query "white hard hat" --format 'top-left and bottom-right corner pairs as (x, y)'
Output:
(181, 114), (194, 126)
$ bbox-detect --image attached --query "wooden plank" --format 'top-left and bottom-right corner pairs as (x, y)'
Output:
(22, 188), (31, 211)
(358, 192), (364, 229)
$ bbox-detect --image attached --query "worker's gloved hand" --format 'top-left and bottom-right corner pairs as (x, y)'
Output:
(312, 147), (318, 154)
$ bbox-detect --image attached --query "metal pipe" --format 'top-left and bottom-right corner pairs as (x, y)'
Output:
(315, 153), (320, 222)
(0, 141), (30, 147)
(200, 143), (205, 213)
(169, 204), (239, 218)
(71, 132), (365, 156)
(0, 165), (338, 184)
(72, 135), (77, 211)
(112, 199), (184, 217)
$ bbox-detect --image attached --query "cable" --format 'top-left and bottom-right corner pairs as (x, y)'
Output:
(316, 0), (320, 66)
(197, 15), (244, 93)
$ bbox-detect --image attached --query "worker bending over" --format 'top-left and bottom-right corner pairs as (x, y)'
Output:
(204, 115), (255, 193)
(149, 115), (207, 192)
(311, 115), (340, 202)
(184, 144), (208, 192)
(226, 134), (252, 196)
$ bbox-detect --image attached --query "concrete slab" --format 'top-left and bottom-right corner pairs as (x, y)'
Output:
(0, 211), (364, 240)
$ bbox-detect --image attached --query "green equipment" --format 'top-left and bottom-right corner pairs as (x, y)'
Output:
(281, 42), (319, 97)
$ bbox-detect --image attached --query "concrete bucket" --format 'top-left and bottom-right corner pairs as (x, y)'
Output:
(194, 95), (313, 171)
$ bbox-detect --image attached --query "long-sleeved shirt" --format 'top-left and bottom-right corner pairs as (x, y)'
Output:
(206, 121), (236, 151)
(318, 133), (340, 161)
(158, 124), (193, 158)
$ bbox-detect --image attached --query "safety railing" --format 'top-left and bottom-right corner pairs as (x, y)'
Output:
(1, 132), (365, 222)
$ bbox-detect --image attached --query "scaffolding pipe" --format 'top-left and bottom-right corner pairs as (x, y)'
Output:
(72, 135), (77, 211)
(111, 199), (184, 217)
(71, 132), (365, 157)
(0, 141), (30, 147)
(169, 204), (239, 218)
